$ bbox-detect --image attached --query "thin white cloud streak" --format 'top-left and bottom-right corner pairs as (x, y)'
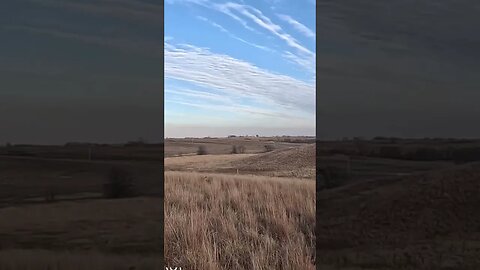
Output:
(196, 16), (274, 52)
(277, 14), (315, 39)
(196, 16), (229, 32)
(165, 42), (315, 115)
(213, 5), (259, 33)
(165, 87), (232, 104)
(234, 36), (274, 52)
(167, 99), (297, 119)
(282, 51), (315, 75)
(168, 0), (259, 32)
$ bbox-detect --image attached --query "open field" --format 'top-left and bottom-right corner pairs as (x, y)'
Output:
(0, 146), (163, 269)
(164, 136), (314, 157)
(317, 139), (480, 269)
(164, 138), (316, 269)
(165, 143), (315, 178)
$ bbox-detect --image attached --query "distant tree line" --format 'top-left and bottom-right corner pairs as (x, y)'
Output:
(327, 144), (480, 164)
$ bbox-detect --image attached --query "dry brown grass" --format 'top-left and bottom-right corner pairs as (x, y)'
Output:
(232, 144), (315, 178)
(0, 197), (162, 268)
(164, 137), (310, 157)
(164, 154), (255, 172)
(164, 171), (315, 269)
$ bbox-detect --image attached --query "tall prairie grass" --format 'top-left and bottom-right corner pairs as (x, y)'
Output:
(164, 171), (315, 269)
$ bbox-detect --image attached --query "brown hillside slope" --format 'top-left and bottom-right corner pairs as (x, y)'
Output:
(231, 144), (315, 178)
(318, 162), (480, 269)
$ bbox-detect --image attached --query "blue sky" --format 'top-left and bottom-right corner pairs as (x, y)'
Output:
(165, 0), (316, 138)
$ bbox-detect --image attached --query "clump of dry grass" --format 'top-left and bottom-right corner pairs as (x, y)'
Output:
(164, 171), (315, 269)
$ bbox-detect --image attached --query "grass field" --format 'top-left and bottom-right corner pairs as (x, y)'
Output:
(164, 136), (312, 157)
(165, 172), (315, 269)
(164, 138), (316, 269)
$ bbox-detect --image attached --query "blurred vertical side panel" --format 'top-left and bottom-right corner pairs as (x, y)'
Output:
(316, 0), (480, 269)
(0, 0), (164, 269)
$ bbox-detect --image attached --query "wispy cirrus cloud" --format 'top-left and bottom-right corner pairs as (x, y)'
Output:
(212, 2), (315, 75)
(165, 41), (315, 117)
(168, 0), (315, 75)
(168, 99), (304, 119)
(282, 51), (315, 77)
(215, 2), (313, 56)
(166, 87), (232, 104)
(277, 14), (315, 39)
(196, 16), (274, 52)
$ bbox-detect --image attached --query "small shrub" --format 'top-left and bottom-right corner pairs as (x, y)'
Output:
(408, 147), (443, 161)
(197, 145), (207, 155)
(379, 146), (402, 159)
(103, 167), (135, 198)
(44, 191), (56, 203)
(231, 145), (246, 154)
(318, 166), (349, 189)
(450, 147), (480, 163)
(237, 145), (246, 153)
